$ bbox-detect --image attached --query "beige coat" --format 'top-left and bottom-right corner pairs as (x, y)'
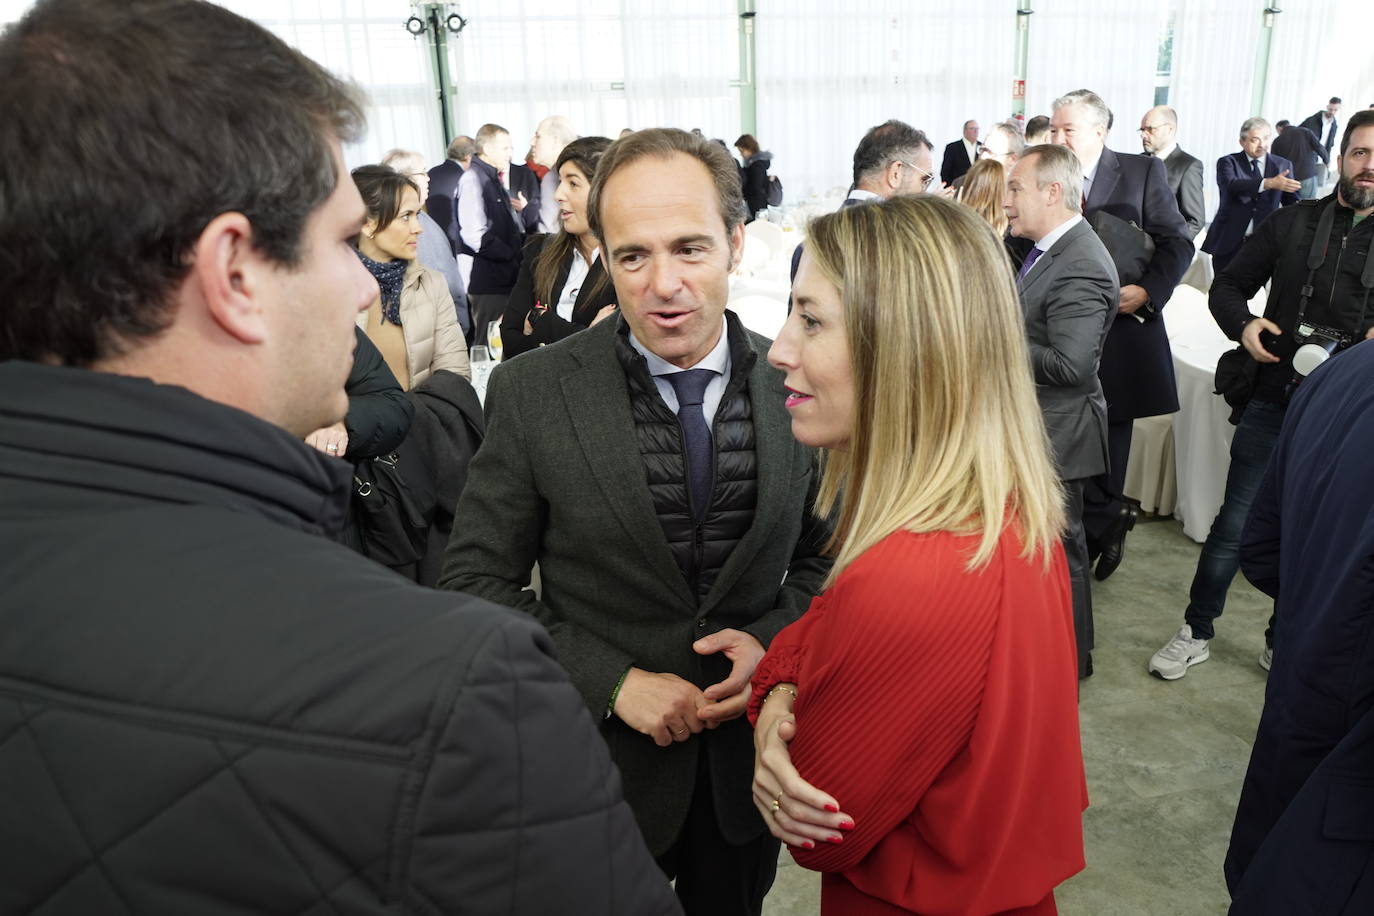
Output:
(358, 261), (470, 389)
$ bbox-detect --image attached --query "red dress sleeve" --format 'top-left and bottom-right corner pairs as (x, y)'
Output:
(747, 595), (828, 724)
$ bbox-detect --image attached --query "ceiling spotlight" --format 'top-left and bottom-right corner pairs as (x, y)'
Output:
(445, 12), (467, 33)
(404, 15), (426, 36)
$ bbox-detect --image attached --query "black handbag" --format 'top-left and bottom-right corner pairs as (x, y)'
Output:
(1213, 346), (1259, 424)
(350, 452), (429, 567)
(1087, 210), (1156, 288)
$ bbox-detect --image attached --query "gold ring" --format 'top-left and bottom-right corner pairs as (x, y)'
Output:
(770, 795), (781, 812)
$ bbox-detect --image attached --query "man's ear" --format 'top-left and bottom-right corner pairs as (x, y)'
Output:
(192, 212), (269, 345)
(726, 221), (746, 272)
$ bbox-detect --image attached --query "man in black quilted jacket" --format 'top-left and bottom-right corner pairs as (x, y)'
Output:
(0, 2), (678, 914)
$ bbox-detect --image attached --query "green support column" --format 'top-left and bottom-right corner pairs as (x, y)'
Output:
(1251, 5), (1280, 115)
(737, 1), (757, 137)
(1013, 1), (1032, 119)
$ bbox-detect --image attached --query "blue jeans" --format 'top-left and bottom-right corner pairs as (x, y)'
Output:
(1299, 175), (1320, 200)
(1184, 400), (1285, 642)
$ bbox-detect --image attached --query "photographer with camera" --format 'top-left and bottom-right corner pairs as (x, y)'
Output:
(1148, 110), (1374, 681)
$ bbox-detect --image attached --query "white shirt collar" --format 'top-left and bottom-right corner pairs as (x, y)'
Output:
(1031, 213), (1083, 255)
(847, 188), (883, 203)
(1154, 142), (1178, 161)
(1081, 148), (1104, 184)
(629, 316), (730, 378)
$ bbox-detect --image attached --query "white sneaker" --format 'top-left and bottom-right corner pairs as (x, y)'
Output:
(1149, 626), (1211, 680)
(1259, 646), (1273, 672)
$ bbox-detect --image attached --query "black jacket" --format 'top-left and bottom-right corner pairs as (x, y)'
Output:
(1270, 125), (1329, 180)
(426, 158), (464, 255)
(739, 151), (772, 219)
(502, 233), (617, 359)
(344, 326), (413, 459)
(459, 156), (524, 296)
(1210, 193), (1374, 404)
(509, 162), (542, 235)
(0, 360), (679, 916)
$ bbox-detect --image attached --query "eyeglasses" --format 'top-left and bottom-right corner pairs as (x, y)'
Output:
(1138, 124), (1168, 134)
(898, 159), (937, 189)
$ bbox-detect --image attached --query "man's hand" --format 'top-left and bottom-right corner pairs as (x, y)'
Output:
(693, 628), (765, 724)
(1263, 169), (1302, 194)
(511, 191), (528, 212)
(612, 668), (706, 747)
(305, 422), (349, 458)
(1364, 326), (1374, 341)
(1118, 284), (1150, 315)
(1242, 317), (1283, 363)
(752, 686), (853, 848)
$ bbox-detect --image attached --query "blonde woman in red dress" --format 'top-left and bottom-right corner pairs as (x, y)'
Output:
(749, 195), (1087, 915)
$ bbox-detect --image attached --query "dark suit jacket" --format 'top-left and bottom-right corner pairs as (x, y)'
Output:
(427, 159), (464, 255)
(1299, 111), (1340, 156)
(458, 157), (524, 296)
(438, 313), (832, 855)
(1226, 340), (1374, 913)
(790, 194), (871, 281)
(1271, 125), (1329, 181)
(501, 233), (617, 359)
(1162, 146), (1206, 239)
(1084, 147), (1193, 420)
(1019, 219), (1117, 481)
(940, 139), (977, 185)
(509, 162), (542, 235)
(1202, 152), (1298, 266)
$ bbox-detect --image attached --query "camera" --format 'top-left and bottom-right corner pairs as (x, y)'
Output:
(1283, 321), (1355, 399)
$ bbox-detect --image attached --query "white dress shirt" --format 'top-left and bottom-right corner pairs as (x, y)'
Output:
(455, 166), (486, 290)
(1081, 149), (1104, 206)
(1024, 214), (1084, 279)
(555, 248), (598, 321)
(629, 316), (731, 423)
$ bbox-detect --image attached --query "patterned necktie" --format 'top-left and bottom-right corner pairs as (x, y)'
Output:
(1017, 247), (1044, 282)
(664, 368), (716, 521)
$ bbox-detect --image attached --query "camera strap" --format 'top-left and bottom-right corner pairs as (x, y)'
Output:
(1293, 199), (1374, 330)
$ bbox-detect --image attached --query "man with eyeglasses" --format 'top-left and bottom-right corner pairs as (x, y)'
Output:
(1139, 105), (1205, 239)
(790, 119), (935, 280)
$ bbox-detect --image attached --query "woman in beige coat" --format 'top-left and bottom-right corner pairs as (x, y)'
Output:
(351, 165), (469, 390)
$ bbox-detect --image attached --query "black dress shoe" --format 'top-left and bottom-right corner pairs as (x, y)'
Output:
(1093, 503), (1139, 581)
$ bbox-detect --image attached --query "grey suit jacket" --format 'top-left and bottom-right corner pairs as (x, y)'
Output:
(439, 312), (831, 855)
(1019, 218), (1118, 481)
(1163, 146), (1206, 240)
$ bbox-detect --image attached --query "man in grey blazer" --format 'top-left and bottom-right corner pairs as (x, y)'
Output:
(1139, 105), (1206, 239)
(440, 128), (832, 916)
(1007, 144), (1118, 680)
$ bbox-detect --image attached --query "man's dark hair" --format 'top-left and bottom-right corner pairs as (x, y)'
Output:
(1341, 110), (1374, 156)
(1276, 119), (1291, 130)
(1024, 115), (1051, 140)
(1331, 96), (1343, 105)
(0, 0), (365, 366)
(851, 120), (933, 185)
(351, 166), (418, 237)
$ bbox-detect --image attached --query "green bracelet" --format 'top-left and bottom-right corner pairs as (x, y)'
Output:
(606, 665), (632, 719)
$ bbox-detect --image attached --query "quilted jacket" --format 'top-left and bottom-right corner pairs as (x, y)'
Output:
(0, 361), (680, 916)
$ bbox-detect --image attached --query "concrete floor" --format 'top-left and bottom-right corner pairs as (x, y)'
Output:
(763, 515), (1271, 916)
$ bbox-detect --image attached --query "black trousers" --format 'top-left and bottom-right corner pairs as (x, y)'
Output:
(654, 750), (779, 916)
(1083, 418), (1134, 558)
(467, 293), (509, 345)
(1063, 477), (1094, 679)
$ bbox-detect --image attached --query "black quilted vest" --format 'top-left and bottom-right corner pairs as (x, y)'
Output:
(614, 320), (759, 603)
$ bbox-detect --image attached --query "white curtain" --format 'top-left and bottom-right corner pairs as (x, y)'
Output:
(755, 0), (1016, 201)
(212, 1), (443, 167)
(1266, 0), (1369, 166)
(1023, 0), (1163, 149)
(449, 0), (738, 161)
(1170, 0), (1263, 220)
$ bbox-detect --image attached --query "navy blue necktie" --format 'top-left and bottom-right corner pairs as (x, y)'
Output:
(664, 368), (716, 520)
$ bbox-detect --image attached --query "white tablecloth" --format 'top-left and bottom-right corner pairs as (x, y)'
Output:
(1169, 332), (1236, 542)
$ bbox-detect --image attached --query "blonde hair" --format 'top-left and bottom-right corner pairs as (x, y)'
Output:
(956, 158), (1008, 236)
(805, 195), (1064, 583)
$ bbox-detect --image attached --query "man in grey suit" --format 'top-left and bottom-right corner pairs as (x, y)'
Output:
(1139, 105), (1206, 239)
(1006, 143), (1118, 680)
(440, 128), (832, 916)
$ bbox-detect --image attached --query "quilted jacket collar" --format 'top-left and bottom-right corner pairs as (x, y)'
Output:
(0, 361), (349, 536)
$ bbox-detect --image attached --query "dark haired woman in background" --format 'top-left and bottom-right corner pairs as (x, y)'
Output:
(351, 165), (468, 388)
(735, 133), (772, 221)
(500, 136), (618, 360)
